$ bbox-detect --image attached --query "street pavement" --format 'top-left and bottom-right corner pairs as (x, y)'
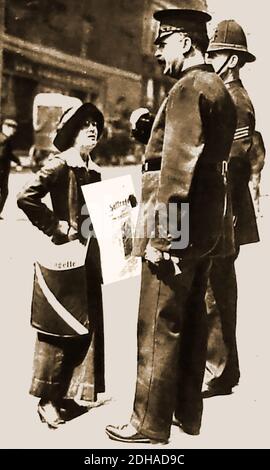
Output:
(0, 167), (269, 449)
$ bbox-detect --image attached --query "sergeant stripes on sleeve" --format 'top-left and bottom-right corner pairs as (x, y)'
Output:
(233, 126), (250, 141)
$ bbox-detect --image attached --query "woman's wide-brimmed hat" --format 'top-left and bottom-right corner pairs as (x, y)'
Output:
(53, 102), (104, 152)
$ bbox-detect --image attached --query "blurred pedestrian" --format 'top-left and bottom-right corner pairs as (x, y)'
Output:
(108, 96), (132, 162)
(0, 118), (21, 218)
(17, 103), (105, 429)
(130, 107), (154, 145)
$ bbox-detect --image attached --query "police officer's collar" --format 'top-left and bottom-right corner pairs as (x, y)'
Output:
(178, 63), (213, 79)
(225, 78), (243, 88)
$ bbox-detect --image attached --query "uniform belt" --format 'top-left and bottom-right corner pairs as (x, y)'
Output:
(142, 158), (228, 176)
(142, 158), (162, 173)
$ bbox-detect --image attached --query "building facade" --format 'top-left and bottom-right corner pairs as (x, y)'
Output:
(0, 0), (178, 153)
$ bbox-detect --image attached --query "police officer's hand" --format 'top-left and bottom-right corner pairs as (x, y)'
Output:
(249, 180), (262, 218)
(145, 249), (182, 282)
(144, 243), (163, 266)
(252, 186), (261, 216)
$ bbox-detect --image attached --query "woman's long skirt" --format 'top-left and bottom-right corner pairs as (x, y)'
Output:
(30, 238), (105, 403)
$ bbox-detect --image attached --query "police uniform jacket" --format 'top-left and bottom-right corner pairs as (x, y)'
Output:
(226, 79), (259, 245)
(133, 64), (237, 259)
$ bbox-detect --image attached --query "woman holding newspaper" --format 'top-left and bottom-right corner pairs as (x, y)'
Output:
(17, 103), (105, 428)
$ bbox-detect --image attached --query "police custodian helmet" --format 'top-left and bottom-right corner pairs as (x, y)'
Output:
(208, 20), (256, 63)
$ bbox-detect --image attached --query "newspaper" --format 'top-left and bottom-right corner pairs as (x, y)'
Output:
(82, 175), (141, 284)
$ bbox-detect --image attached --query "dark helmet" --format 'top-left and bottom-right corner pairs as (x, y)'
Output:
(53, 102), (104, 152)
(207, 20), (256, 63)
(154, 0), (211, 45)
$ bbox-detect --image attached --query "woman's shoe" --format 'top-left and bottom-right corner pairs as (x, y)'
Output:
(59, 399), (89, 421)
(37, 400), (65, 429)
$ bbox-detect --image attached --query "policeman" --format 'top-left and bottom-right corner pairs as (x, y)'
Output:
(106, 1), (236, 443)
(0, 118), (21, 218)
(203, 20), (264, 397)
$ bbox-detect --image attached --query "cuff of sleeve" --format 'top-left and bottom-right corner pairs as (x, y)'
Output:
(43, 218), (59, 236)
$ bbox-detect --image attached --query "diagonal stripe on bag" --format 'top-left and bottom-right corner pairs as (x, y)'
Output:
(31, 261), (90, 337)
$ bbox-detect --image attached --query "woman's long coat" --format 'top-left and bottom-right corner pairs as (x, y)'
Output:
(17, 149), (104, 401)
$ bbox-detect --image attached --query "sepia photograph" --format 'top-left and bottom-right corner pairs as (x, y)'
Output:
(0, 0), (269, 456)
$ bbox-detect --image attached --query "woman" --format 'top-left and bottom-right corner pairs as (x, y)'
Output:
(17, 103), (105, 428)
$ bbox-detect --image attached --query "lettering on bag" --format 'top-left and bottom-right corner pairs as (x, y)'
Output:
(54, 260), (77, 270)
